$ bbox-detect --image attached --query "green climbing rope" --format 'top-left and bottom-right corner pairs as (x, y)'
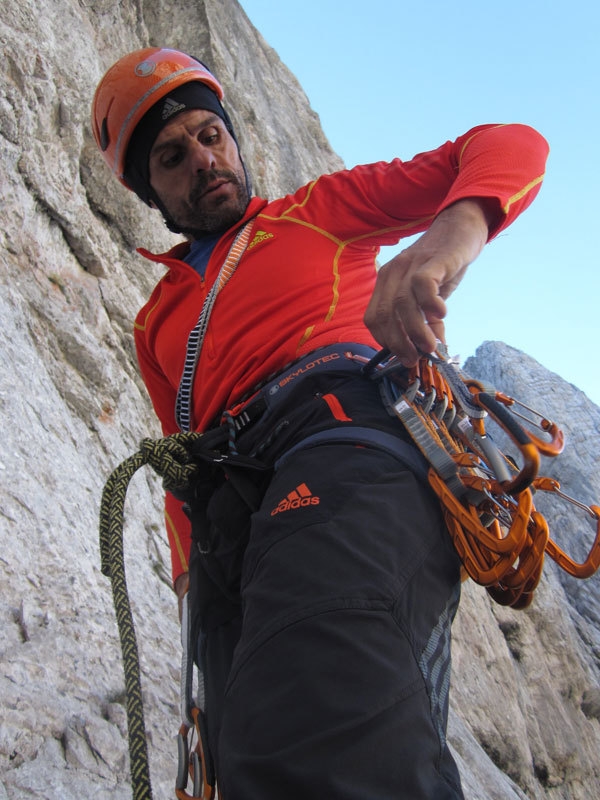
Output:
(99, 433), (203, 800)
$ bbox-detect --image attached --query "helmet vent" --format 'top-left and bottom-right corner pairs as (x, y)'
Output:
(100, 117), (110, 151)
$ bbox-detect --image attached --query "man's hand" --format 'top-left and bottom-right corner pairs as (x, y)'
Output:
(175, 572), (190, 622)
(364, 198), (499, 365)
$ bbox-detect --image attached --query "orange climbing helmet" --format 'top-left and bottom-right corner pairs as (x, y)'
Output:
(91, 47), (226, 186)
(90, 46), (249, 225)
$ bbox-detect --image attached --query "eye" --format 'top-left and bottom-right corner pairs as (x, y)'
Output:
(200, 127), (220, 146)
(160, 148), (184, 168)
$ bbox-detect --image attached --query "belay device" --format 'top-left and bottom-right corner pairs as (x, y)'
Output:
(361, 344), (600, 609)
(99, 345), (600, 799)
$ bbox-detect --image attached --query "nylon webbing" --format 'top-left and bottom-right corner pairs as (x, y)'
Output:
(393, 398), (467, 498)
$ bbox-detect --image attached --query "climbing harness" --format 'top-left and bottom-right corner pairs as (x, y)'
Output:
(99, 343), (600, 799)
(361, 344), (600, 609)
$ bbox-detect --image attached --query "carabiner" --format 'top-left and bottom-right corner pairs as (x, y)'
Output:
(491, 392), (564, 457)
(533, 477), (600, 578)
(176, 706), (215, 800)
(472, 392), (540, 496)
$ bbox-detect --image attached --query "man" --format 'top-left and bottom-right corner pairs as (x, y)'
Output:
(92, 47), (548, 799)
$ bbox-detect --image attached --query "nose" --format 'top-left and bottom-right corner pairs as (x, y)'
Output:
(189, 139), (216, 172)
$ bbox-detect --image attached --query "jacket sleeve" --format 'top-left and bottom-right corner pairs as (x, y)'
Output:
(298, 123), (548, 244)
(436, 123), (548, 237)
(134, 298), (192, 584)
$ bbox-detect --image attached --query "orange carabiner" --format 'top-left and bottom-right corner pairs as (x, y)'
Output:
(486, 509), (548, 604)
(492, 392), (565, 457)
(176, 706), (215, 800)
(533, 478), (600, 578)
(428, 470), (531, 576)
(429, 462), (554, 609)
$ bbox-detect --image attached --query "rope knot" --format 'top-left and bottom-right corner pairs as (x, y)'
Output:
(139, 432), (204, 496)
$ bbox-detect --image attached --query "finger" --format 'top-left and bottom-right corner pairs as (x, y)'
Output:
(385, 313), (421, 364)
(364, 297), (420, 364)
(403, 272), (449, 349)
(392, 292), (438, 356)
(428, 318), (446, 348)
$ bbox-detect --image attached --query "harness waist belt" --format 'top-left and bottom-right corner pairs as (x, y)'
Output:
(225, 343), (378, 432)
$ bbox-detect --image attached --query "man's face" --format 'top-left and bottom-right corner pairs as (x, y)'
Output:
(149, 108), (249, 237)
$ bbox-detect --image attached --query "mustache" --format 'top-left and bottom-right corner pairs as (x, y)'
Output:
(189, 168), (241, 204)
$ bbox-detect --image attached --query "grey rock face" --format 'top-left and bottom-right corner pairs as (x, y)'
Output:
(0, 1), (598, 798)
(453, 343), (600, 799)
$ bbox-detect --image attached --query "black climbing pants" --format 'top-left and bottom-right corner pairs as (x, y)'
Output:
(193, 359), (465, 799)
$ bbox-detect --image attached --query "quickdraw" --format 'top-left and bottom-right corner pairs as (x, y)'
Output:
(361, 344), (600, 609)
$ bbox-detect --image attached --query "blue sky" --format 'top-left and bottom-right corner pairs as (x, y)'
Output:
(239, 0), (600, 407)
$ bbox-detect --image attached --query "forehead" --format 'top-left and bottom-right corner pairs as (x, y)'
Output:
(151, 108), (223, 150)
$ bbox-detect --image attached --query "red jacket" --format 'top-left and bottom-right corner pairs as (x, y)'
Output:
(134, 123), (549, 581)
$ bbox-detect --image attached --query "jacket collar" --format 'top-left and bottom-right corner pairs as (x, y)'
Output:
(137, 196), (268, 266)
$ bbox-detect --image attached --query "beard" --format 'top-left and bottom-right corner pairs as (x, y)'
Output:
(168, 167), (251, 238)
